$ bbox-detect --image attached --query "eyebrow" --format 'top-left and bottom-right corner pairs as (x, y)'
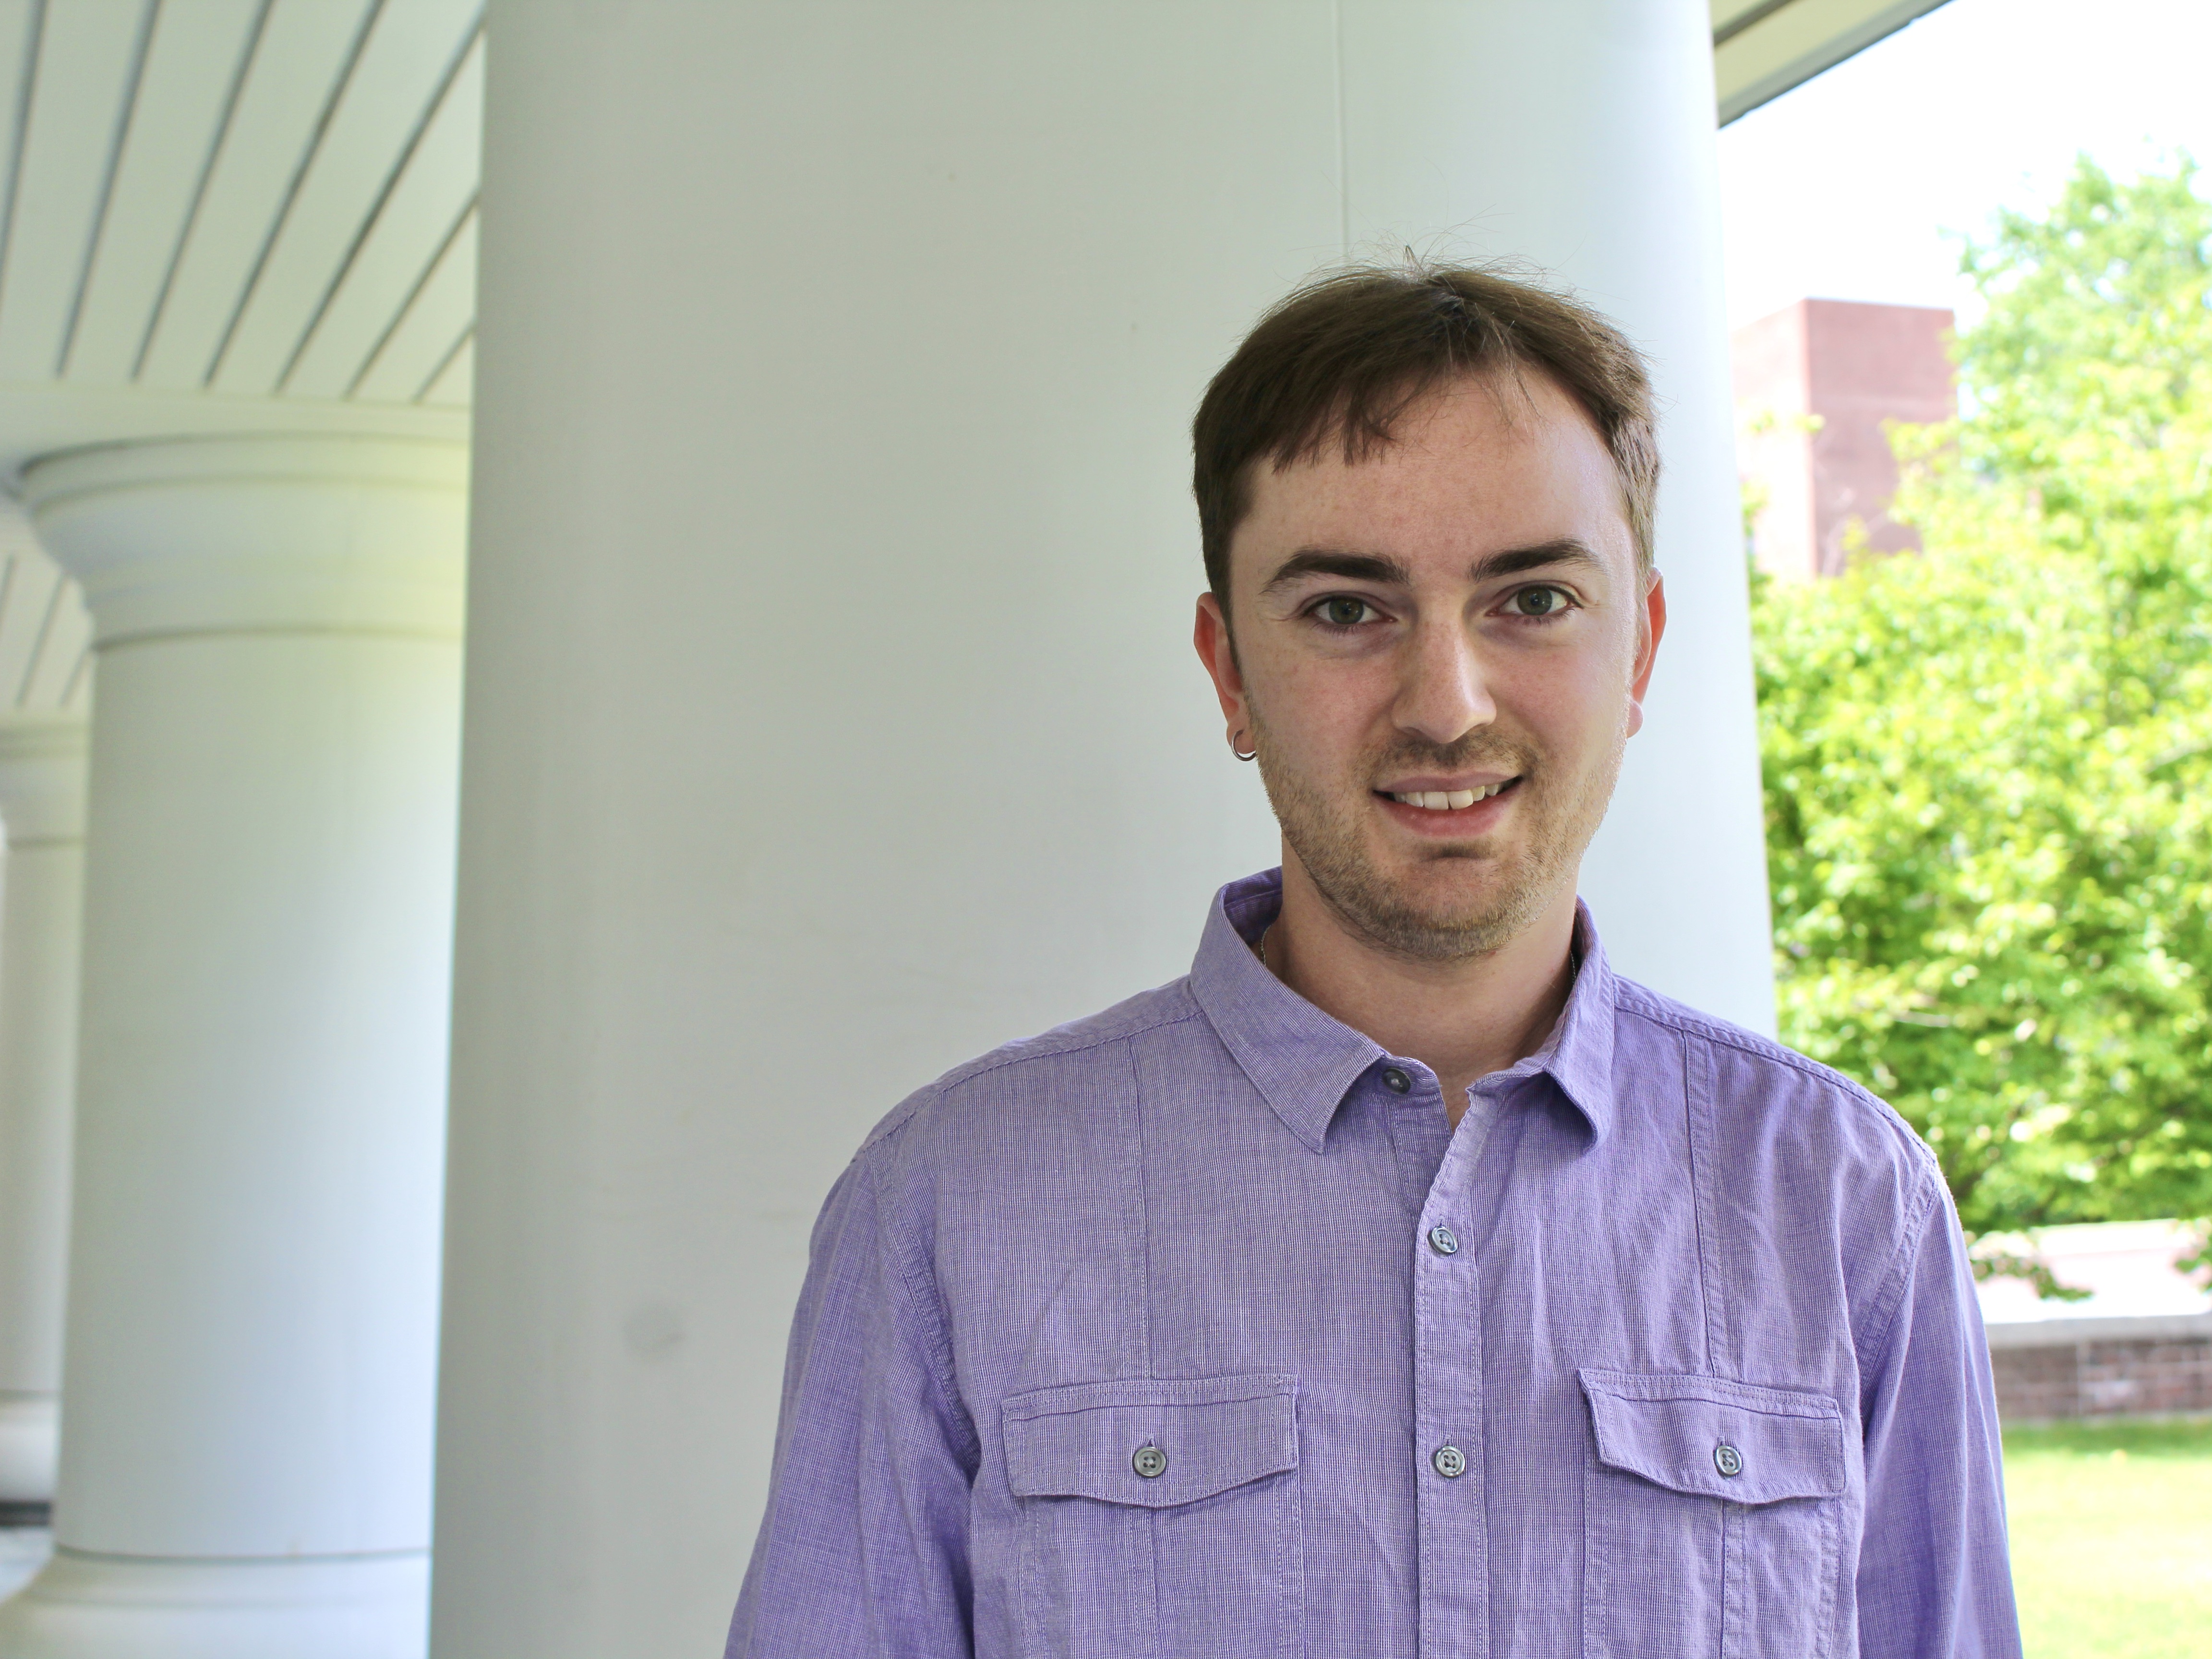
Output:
(1467, 538), (1603, 583)
(1259, 537), (1602, 596)
(1259, 549), (1412, 595)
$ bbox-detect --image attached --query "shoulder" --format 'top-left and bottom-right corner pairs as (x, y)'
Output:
(851, 976), (1208, 1166)
(1613, 977), (1954, 1352)
(1612, 975), (1943, 1202)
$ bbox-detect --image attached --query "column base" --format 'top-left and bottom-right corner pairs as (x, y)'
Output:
(0, 1550), (427, 1658)
(0, 1401), (54, 1507)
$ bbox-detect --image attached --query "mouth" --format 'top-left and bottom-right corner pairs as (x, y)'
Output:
(1370, 773), (1524, 832)
(1381, 779), (1517, 811)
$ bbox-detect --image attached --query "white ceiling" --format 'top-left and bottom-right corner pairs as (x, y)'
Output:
(1713, 0), (1955, 123)
(0, 0), (480, 413)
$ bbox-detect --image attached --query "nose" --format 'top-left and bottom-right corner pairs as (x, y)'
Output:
(1392, 616), (1494, 747)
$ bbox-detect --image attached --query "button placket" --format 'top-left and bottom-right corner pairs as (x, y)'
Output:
(1412, 1078), (1496, 1659)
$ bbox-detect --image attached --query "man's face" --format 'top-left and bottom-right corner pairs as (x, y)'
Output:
(1195, 369), (1664, 962)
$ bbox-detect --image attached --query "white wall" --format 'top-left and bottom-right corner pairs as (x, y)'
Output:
(434, 4), (1767, 1653)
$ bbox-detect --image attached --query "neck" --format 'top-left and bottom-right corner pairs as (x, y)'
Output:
(1267, 849), (1578, 1127)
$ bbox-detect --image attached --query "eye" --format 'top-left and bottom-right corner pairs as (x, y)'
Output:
(1505, 585), (1575, 618)
(1312, 596), (1382, 628)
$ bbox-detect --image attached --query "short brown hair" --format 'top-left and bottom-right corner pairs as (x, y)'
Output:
(1192, 260), (1659, 600)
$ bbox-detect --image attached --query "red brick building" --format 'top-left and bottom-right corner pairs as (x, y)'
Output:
(1733, 298), (1956, 579)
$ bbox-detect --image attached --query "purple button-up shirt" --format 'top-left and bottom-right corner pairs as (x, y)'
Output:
(730, 870), (2020, 1658)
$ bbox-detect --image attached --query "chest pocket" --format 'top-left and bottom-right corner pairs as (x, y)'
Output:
(1578, 1369), (1849, 1659)
(1002, 1373), (1301, 1659)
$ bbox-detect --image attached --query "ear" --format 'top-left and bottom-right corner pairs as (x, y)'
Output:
(1624, 569), (1666, 739)
(1193, 592), (1248, 735)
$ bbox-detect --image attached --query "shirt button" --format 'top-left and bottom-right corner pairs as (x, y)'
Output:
(1132, 1444), (1167, 1479)
(1431, 1444), (1467, 1479)
(1427, 1225), (1459, 1256)
(1714, 1443), (1743, 1478)
(1382, 1067), (1411, 1094)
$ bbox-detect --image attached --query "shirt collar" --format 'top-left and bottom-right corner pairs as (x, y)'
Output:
(1187, 868), (1619, 1152)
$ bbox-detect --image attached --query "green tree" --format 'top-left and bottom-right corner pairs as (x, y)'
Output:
(1754, 157), (2212, 1257)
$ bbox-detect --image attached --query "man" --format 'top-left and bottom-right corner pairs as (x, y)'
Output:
(728, 264), (2020, 1658)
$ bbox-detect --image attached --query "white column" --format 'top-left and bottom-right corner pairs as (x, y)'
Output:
(434, 4), (1765, 1654)
(0, 717), (88, 1519)
(1333, 0), (1774, 1031)
(0, 436), (465, 1659)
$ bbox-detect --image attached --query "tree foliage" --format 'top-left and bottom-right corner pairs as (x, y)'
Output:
(1754, 158), (2212, 1250)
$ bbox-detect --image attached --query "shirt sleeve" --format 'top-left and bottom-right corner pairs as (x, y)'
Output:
(727, 1140), (979, 1658)
(1854, 1170), (2022, 1659)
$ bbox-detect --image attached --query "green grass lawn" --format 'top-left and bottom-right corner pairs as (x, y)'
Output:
(2005, 1417), (2212, 1658)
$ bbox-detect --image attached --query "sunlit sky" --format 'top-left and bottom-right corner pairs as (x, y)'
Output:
(1717, 0), (2212, 334)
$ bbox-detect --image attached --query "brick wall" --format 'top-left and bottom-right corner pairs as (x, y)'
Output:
(1986, 1315), (2212, 1422)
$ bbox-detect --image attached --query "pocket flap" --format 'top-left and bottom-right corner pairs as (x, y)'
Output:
(1002, 1373), (1298, 1509)
(1577, 1368), (1845, 1505)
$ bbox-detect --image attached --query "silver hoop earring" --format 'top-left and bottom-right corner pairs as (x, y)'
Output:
(1229, 730), (1257, 763)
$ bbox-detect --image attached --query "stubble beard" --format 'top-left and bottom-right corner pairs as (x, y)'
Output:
(1250, 706), (1627, 966)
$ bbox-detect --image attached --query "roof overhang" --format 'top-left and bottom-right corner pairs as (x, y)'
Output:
(1714, 0), (1956, 124)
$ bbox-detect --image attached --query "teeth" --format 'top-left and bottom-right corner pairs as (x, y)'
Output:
(1390, 781), (1512, 810)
